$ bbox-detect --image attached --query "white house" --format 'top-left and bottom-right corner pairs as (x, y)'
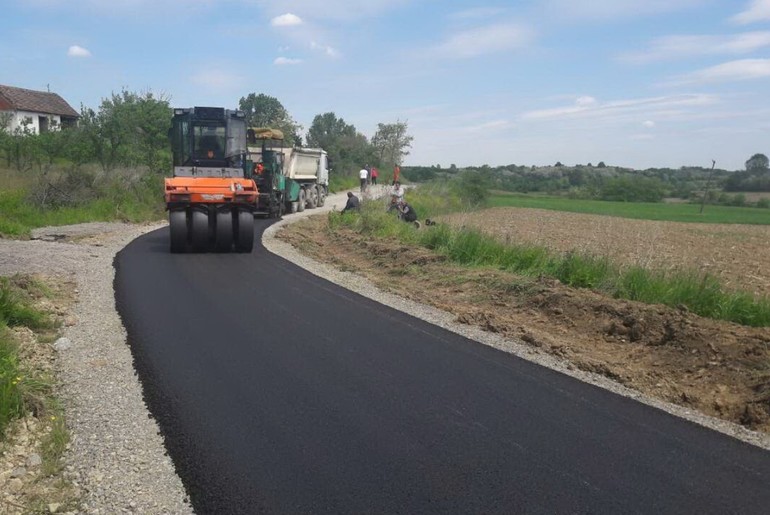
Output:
(0, 84), (79, 133)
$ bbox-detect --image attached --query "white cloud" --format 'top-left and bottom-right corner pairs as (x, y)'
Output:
(432, 23), (535, 59)
(731, 0), (770, 24)
(671, 58), (770, 84)
(642, 120), (655, 128)
(274, 57), (303, 65)
(271, 13), (303, 26)
(310, 41), (338, 57)
(621, 31), (770, 62)
(521, 94), (717, 121)
(67, 45), (91, 57)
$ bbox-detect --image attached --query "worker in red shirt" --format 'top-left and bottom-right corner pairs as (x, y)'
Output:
(371, 167), (379, 185)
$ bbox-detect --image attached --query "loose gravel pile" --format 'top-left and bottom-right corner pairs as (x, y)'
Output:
(0, 188), (767, 514)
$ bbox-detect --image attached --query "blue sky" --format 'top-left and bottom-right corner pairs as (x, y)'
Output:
(3, 0), (770, 170)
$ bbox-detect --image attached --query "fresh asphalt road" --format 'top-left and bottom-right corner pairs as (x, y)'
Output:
(114, 219), (770, 514)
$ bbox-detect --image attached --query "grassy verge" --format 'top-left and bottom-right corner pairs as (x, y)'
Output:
(0, 275), (78, 510)
(0, 276), (58, 436)
(0, 166), (165, 238)
(490, 192), (770, 225)
(331, 195), (770, 327)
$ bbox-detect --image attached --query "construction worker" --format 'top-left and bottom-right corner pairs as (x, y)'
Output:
(359, 166), (369, 192)
(397, 200), (420, 228)
(341, 191), (360, 214)
(387, 181), (405, 213)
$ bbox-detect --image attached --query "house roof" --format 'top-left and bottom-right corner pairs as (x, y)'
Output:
(0, 84), (79, 118)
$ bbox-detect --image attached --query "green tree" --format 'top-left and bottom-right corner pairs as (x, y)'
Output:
(7, 118), (39, 172)
(74, 90), (170, 171)
(0, 111), (13, 167)
(238, 93), (302, 145)
(599, 176), (665, 202)
(37, 118), (66, 166)
(306, 112), (374, 176)
(452, 170), (492, 207)
(745, 153), (769, 172)
(371, 120), (413, 168)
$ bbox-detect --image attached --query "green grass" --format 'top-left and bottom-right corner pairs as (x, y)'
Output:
(490, 192), (770, 225)
(0, 278), (57, 439)
(0, 333), (24, 437)
(331, 198), (770, 327)
(0, 167), (166, 238)
(40, 401), (69, 476)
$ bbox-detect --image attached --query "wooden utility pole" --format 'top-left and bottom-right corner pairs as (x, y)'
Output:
(700, 159), (716, 214)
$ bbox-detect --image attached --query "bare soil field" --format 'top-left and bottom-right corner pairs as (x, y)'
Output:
(278, 210), (770, 435)
(442, 207), (770, 297)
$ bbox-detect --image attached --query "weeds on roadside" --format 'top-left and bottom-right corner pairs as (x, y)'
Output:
(0, 334), (24, 436)
(0, 165), (165, 237)
(331, 196), (770, 327)
(0, 278), (57, 439)
(41, 406), (69, 476)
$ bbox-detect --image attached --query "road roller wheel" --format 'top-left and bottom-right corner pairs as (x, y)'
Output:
(235, 210), (254, 253)
(215, 211), (234, 252)
(191, 210), (209, 252)
(169, 210), (187, 253)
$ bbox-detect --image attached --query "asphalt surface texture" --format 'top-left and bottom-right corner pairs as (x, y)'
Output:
(114, 218), (770, 515)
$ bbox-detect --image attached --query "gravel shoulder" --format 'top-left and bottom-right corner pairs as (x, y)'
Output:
(1, 222), (192, 515)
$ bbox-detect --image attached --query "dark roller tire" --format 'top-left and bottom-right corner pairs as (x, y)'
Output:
(297, 188), (306, 212)
(191, 210), (209, 252)
(169, 210), (187, 253)
(214, 211), (233, 252)
(235, 211), (254, 253)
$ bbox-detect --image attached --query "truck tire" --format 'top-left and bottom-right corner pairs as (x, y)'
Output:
(308, 187), (318, 209)
(191, 210), (209, 252)
(297, 188), (306, 212)
(214, 211), (233, 252)
(316, 185), (325, 207)
(289, 201), (298, 214)
(235, 210), (254, 253)
(169, 210), (187, 253)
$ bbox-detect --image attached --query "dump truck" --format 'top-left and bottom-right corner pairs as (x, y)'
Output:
(165, 107), (257, 253)
(247, 128), (329, 217)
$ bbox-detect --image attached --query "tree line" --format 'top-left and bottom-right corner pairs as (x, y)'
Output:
(403, 156), (770, 205)
(0, 90), (413, 181)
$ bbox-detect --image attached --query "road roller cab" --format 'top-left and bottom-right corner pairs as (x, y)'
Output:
(165, 107), (257, 253)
